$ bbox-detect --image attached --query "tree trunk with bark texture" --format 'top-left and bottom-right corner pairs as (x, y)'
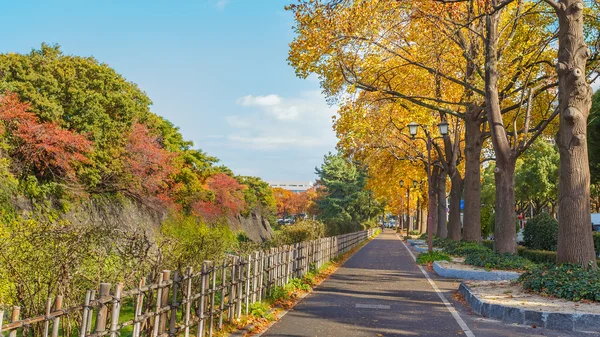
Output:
(493, 157), (517, 253)
(416, 201), (421, 233)
(430, 166), (440, 236)
(437, 171), (448, 238)
(421, 205), (428, 234)
(553, 0), (597, 268)
(447, 174), (463, 241)
(463, 110), (483, 242)
(486, 8), (517, 254)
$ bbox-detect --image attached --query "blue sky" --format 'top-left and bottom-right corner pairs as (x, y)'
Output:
(0, 0), (337, 182)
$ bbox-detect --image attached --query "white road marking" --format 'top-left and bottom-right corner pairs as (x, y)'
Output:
(396, 234), (476, 337)
(355, 304), (391, 309)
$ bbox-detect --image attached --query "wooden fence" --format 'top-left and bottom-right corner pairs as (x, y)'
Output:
(0, 229), (377, 337)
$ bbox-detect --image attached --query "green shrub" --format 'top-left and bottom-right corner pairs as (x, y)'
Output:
(517, 246), (556, 264)
(594, 232), (600, 257)
(275, 220), (326, 245)
(249, 302), (274, 320)
(409, 230), (421, 235)
(464, 250), (535, 271)
(434, 238), (491, 256)
(523, 213), (558, 251)
(416, 251), (452, 265)
(419, 233), (428, 240)
(520, 264), (600, 302)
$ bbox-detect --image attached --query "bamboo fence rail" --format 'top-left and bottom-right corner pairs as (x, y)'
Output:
(0, 229), (377, 337)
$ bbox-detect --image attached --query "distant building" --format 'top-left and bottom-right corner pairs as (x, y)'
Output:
(268, 181), (314, 194)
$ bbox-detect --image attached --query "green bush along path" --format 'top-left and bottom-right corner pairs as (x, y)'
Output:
(262, 229), (591, 337)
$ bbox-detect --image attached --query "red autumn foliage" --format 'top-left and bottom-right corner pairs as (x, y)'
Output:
(0, 93), (92, 182)
(192, 173), (246, 221)
(124, 122), (176, 205)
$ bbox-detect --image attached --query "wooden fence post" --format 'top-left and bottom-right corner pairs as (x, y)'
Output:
(152, 274), (164, 337)
(237, 258), (243, 318)
(132, 279), (145, 337)
(184, 267), (193, 337)
(95, 283), (111, 334)
(228, 256), (238, 322)
(44, 297), (53, 337)
(51, 295), (63, 337)
(197, 262), (209, 337)
(8, 306), (20, 337)
(169, 271), (180, 335)
(86, 290), (95, 336)
(159, 270), (171, 335)
(209, 264), (217, 337)
(244, 254), (251, 315)
(109, 283), (123, 337)
(218, 263), (226, 330)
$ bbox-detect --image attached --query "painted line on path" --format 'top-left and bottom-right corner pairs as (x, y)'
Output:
(355, 304), (391, 310)
(396, 234), (476, 337)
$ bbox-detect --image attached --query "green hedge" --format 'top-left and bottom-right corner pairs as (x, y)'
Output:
(594, 232), (600, 256)
(520, 264), (600, 302)
(517, 246), (556, 264)
(464, 250), (535, 271)
(434, 238), (491, 256)
(523, 213), (558, 251)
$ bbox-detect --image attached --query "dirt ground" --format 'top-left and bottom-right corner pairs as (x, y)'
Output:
(465, 280), (600, 314)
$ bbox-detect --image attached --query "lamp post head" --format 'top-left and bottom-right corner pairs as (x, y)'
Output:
(438, 120), (449, 136)
(412, 180), (418, 188)
(400, 180), (404, 187)
(407, 122), (419, 138)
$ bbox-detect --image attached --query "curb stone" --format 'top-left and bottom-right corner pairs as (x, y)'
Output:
(414, 245), (442, 253)
(407, 239), (426, 246)
(458, 283), (600, 333)
(433, 261), (521, 280)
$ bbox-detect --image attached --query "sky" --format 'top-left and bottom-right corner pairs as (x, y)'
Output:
(0, 0), (338, 182)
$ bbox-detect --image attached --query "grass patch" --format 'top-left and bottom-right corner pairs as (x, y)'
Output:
(416, 251), (452, 265)
(464, 250), (535, 271)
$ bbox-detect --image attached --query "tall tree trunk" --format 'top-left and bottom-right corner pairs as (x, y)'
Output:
(447, 173), (463, 241)
(493, 157), (517, 253)
(416, 200), (421, 233)
(437, 171), (448, 238)
(430, 166), (440, 236)
(462, 110), (484, 242)
(554, 0), (597, 268)
(486, 8), (517, 254)
(421, 203), (428, 234)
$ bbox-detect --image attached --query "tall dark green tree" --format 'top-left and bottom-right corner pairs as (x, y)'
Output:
(315, 153), (382, 235)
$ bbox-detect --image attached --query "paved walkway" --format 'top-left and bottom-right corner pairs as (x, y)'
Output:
(263, 229), (588, 337)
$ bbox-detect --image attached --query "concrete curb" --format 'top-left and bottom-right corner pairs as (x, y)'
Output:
(433, 261), (521, 280)
(459, 283), (600, 333)
(414, 245), (442, 253)
(407, 239), (426, 246)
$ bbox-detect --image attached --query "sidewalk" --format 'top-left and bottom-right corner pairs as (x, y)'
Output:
(262, 229), (465, 336)
(262, 229), (590, 337)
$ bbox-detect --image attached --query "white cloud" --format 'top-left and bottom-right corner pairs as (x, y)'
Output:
(236, 94), (283, 107)
(226, 90), (338, 150)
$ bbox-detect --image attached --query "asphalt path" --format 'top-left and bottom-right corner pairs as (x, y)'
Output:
(262, 229), (588, 337)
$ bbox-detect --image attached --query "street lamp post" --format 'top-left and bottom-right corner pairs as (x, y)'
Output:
(407, 120), (449, 252)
